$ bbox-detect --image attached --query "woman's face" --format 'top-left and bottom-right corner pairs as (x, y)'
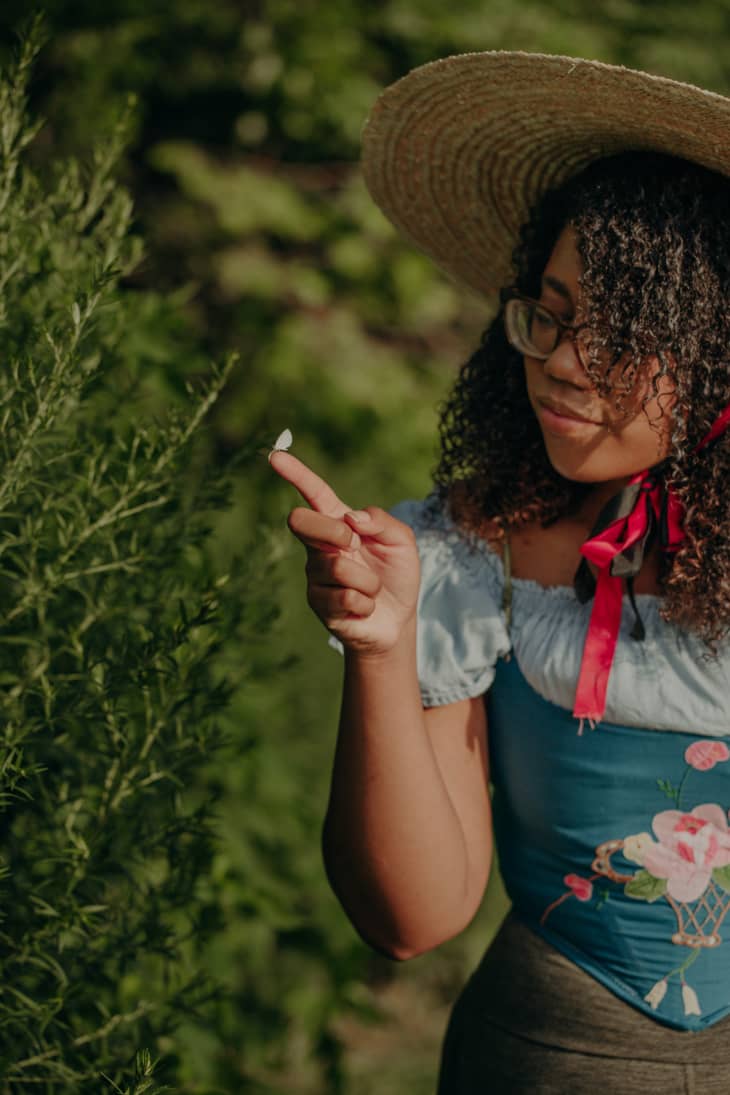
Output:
(523, 225), (675, 488)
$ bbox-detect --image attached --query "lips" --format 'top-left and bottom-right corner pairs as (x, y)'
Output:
(537, 397), (601, 425)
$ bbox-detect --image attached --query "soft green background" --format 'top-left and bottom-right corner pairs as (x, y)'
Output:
(2, 3), (729, 1091)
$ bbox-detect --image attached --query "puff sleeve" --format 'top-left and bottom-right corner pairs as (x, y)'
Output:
(391, 497), (511, 706)
(330, 496), (511, 707)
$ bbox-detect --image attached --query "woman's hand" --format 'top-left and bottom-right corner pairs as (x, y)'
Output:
(269, 451), (420, 656)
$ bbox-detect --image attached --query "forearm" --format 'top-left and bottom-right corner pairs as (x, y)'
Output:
(322, 619), (490, 958)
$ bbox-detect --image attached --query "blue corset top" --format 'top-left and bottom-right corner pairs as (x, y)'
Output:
(489, 654), (730, 1031)
(334, 496), (730, 1030)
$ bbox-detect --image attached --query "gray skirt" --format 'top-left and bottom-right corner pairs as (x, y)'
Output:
(437, 914), (730, 1094)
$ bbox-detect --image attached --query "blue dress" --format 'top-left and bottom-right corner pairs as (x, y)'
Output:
(387, 496), (730, 1033)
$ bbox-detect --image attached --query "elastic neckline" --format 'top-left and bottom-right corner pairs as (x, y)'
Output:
(484, 528), (660, 606)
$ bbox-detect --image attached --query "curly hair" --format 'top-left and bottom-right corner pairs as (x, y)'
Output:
(429, 151), (730, 643)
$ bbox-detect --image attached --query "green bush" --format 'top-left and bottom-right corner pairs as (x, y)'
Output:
(0, 24), (255, 1092)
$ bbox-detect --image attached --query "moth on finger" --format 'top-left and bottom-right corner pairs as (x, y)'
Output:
(271, 428), (293, 453)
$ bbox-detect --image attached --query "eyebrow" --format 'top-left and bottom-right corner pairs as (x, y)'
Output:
(541, 274), (573, 301)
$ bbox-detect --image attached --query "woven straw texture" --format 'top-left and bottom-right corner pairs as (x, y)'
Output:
(361, 52), (730, 298)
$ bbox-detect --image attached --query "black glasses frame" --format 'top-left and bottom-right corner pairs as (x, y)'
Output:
(503, 290), (592, 362)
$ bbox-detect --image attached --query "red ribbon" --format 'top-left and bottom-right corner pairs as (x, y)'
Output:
(573, 408), (730, 727)
(698, 403), (730, 451)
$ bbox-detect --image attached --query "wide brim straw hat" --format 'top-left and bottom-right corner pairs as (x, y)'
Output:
(360, 52), (730, 299)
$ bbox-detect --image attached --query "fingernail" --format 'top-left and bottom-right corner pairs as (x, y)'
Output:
(348, 510), (371, 524)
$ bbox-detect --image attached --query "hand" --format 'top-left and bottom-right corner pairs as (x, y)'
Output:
(269, 450), (420, 656)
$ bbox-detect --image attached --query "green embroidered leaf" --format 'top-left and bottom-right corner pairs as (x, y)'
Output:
(625, 870), (667, 902)
(594, 888), (611, 912)
(656, 778), (679, 803)
(713, 866), (730, 894)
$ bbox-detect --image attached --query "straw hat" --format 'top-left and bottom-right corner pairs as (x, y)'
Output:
(360, 52), (730, 298)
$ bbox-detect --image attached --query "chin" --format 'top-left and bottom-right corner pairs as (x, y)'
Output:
(551, 463), (610, 485)
(542, 440), (635, 485)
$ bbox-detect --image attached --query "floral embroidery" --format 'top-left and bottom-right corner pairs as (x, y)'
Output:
(640, 805), (730, 902)
(564, 873), (593, 901)
(540, 739), (730, 1019)
(685, 741), (730, 771)
(623, 832), (653, 863)
(682, 981), (702, 1016)
(644, 978), (667, 1009)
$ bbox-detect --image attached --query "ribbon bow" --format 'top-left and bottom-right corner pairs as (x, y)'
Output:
(572, 403), (730, 729)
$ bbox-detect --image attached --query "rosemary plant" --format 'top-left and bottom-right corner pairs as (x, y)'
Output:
(0, 21), (251, 1093)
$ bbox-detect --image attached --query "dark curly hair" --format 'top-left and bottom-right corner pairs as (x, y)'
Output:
(430, 151), (730, 643)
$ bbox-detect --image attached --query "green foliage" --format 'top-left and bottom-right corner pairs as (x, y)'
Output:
(150, 144), (326, 242)
(0, 3), (726, 1093)
(0, 23), (259, 1092)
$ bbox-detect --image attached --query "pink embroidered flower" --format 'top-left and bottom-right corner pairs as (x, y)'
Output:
(563, 874), (593, 901)
(685, 740), (730, 771)
(642, 804), (730, 902)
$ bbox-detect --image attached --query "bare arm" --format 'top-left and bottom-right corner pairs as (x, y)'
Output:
(269, 450), (493, 958)
(324, 642), (492, 959)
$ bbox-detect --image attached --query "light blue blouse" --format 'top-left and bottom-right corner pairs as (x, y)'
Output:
(389, 496), (730, 734)
(335, 495), (730, 1031)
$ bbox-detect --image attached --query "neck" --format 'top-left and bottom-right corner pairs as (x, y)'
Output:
(574, 476), (634, 531)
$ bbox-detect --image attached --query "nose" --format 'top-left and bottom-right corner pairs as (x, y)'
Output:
(542, 336), (594, 390)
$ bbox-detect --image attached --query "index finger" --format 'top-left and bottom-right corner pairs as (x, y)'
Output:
(268, 450), (349, 516)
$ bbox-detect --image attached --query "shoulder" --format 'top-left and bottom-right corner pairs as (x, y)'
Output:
(388, 494), (511, 707)
(390, 492), (504, 558)
(390, 494), (509, 606)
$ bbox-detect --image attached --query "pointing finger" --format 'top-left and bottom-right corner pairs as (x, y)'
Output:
(269, 450), (348, 517)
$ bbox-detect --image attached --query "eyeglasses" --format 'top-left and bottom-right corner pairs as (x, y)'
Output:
(503, 291), (595, 366)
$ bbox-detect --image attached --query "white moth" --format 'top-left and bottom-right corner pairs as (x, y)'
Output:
(272, 428), (293, 452)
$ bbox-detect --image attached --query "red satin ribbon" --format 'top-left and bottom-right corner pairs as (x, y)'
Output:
(573, 409), (730, 727)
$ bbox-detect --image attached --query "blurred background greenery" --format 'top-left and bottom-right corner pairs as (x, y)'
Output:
(0, 2), (728, 1091)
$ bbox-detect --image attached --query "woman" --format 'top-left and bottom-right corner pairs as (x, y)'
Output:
(270, 53), (730, 1092)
